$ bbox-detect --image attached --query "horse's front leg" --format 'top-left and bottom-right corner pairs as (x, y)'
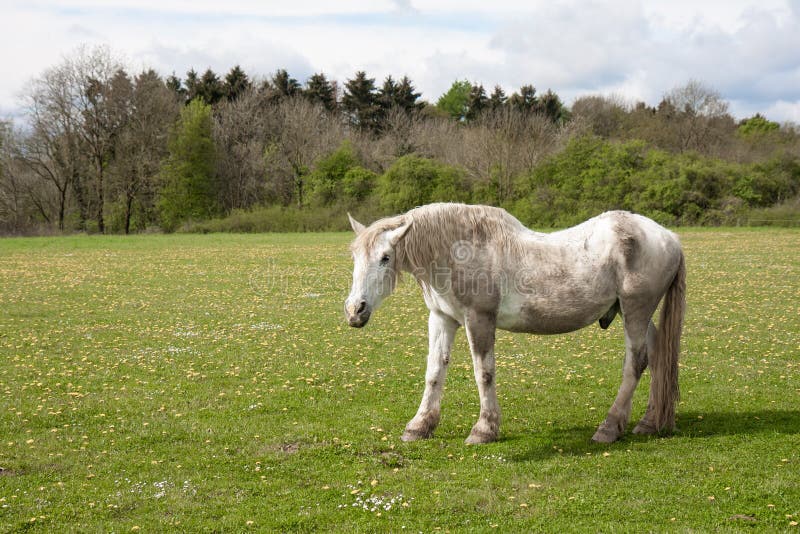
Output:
(402, 311), (458, 441)
(464, 310), (500, 444)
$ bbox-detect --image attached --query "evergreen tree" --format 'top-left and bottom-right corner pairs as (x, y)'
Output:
(538, 89), (565, 123)
(271, 69), (301, 98)
(196, 68), (223, 105)
(509, 84), (538, 113)
(304, 72), (337, 111)
(395, 76), (423, 112)
(185, 69), (200, 102)
(376, 76), (423, 125)
(489, 85), (507, 109)
(224, 65), (251, 101)
(158, 99), (218, 231)
(166, 73), (187, 102)
(377, 75), (399, 111)
(466, 83), (488, 121)
(342, 71), (379, 131)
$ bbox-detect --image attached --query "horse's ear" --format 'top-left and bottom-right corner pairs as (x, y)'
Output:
(387, 220), (412, 246)
(348, 213), (366, 235)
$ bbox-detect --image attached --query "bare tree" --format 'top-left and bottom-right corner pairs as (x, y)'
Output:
(18, 63), (86, 230)
(17, 45), (130, 232)
(463, 108), (573, 201)
(212, 88), (277, 210)
(367, 107), (422, 169)
(71, 46), (130, 232)
(110, 70), (180, 233)
(659, 80), (736, 154)
(0, 123), (33, 232)
(264, 97), (345, 206)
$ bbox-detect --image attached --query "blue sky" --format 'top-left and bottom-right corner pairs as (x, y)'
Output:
(2, 0), (799, 123)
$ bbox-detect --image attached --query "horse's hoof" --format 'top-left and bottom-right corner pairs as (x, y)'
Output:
(401, 428), (431, 442)
(632, 419), (658, 435)
(465, 430), (497, 445)
(591, 425), (620, 443)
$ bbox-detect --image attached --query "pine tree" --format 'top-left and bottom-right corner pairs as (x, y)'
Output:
(377, 75), (398, 111)
(489, 85), (507, 109)
(509, 84), (537, 113)
(538, 89), (565, 123)
(395, 76), (423, 112)
(342, 71), (379, 131)
(304, 73), (337, 111)
(166, 73), (187, 103)
(185, 69), (200, 102)
(196, 68), (223, 105)
(271, 69), (301, 98)
(466, 83), (488, 121)
(224, 65), (251, 101)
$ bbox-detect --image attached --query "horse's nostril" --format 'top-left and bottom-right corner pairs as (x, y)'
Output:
(356, 301), (367, 314)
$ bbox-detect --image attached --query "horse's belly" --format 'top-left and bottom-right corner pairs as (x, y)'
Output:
(496, 293), (615, 335)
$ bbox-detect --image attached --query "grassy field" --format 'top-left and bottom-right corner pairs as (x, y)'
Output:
(1, 228), (798, 532)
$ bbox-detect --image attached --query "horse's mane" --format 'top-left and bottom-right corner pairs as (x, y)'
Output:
(353, 203), (527, 275)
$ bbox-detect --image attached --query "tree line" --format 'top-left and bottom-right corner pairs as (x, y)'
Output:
(1, 45), (798, 234)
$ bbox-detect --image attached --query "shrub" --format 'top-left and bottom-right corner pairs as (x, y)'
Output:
(378, 155), (471, 212)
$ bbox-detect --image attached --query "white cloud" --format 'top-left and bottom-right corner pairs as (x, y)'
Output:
(762, 100), (800, 124)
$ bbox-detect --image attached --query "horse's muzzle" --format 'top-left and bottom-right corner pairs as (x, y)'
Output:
(348, 311), (371, 328)
(345, 298), (371, 328)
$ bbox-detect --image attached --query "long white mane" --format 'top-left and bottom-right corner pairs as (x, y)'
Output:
(352, 203), (527, 274)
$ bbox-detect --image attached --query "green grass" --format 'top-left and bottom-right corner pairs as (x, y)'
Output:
(1, 229), (798, 532)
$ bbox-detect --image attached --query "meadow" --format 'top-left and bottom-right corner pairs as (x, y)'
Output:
(0, 228), (798, 532)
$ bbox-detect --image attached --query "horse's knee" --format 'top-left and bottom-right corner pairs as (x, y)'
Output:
(481, 370), (493, 387)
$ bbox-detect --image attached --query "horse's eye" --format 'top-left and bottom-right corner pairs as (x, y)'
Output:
(379, 255), (390, 266)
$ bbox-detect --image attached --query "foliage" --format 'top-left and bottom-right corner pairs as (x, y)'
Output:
(158, 99), (218, 231)
(307, 142), (362, 206)
(514, 135), (800, 227)
(377, 155), (471, 212)
(436, 80), (472, 121)
(738, 114), (780, 136)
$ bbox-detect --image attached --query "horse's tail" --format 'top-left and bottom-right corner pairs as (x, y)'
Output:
(650, 250), (686, 432)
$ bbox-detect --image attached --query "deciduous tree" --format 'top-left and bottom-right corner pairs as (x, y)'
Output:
(158, 99), (217, 230)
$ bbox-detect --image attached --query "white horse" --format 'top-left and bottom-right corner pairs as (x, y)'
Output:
(345, 203), (685, 444)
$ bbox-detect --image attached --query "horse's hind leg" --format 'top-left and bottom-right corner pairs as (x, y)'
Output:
(464, 310), (500, 444)
(402, 311), (458, 441)
(592, 315), (656, 443)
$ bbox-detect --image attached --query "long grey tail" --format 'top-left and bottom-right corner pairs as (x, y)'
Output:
(649, 252), (686, 431)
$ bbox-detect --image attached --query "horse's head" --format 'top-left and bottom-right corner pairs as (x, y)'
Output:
(344, 213), (411, 328)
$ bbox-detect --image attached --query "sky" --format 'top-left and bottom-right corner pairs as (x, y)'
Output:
(1, 0), (799, 123)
